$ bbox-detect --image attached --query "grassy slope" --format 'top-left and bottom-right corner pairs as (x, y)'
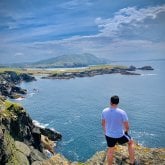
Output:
(0, 64), (127, 76)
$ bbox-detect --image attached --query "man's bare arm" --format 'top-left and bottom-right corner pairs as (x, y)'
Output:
(102, 119), (106, 134)
(123, 121), (129, 133)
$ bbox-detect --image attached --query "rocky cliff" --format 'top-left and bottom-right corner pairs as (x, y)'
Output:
(0, 96), (62, 165)
(0, 71), (36, 99)
(38, 144), (165, 165)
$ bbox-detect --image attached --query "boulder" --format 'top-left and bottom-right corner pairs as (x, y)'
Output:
(41, 135), (55, 155)
(20, 73), (36, 82)
(127, 65), (136, 71)
(11, 86), (27, 94)
(31, 161), (43, 165)
(39, 127), (62, 141)
(29, 147), (47, 163)
(15, 141), (31, 157)
(41, 154), (70, 165)
(14, 151), (30, 165)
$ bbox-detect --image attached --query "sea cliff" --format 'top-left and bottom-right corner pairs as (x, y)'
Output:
(0, 71), (36, 99)
(0, 96), (61, 165)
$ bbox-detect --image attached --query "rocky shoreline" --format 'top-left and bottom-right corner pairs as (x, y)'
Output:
(0, 71), (36, 99)
(1, 69), (165, 165)
(0, 96), (62, 165)
(42, 65), (154, 79)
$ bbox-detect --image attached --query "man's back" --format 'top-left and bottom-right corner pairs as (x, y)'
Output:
(101, 95), (135, 165)
(102, 107), (128, 138)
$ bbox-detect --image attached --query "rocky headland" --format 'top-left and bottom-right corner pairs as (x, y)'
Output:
(0, 71), (36, 99)
(42, 65), (154, 80)
(0, 96), (62, 165)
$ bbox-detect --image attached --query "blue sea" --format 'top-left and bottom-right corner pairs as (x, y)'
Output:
(16, 60), (165, 162)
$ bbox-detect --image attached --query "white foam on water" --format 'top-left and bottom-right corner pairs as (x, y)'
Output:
(32, 120), (49, 129)
(63, 137), (74, 145)
(141, 73), (157, 76)
(43, 149), (54, 158)
(15, 97), (24, 101)
(68, 150), (79, 160)
(29, 92), (35, 97)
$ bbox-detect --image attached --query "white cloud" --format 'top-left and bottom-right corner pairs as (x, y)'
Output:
(14, 52), (24, 57)
(1, 3), (165, 63)
(95, 5), (165, 37)
(59, 0), (92, 9)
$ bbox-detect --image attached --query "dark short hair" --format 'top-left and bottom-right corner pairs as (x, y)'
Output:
(111, 95), (119, 105)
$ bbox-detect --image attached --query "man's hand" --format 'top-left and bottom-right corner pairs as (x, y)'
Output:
(125, 131), (128, 135)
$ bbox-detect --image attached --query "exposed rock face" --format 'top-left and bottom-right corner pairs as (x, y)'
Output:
(0, 98), (62, 165)
(85, 144), (165, 165)
(0, 71), (36, 99)
(39, 144), (165, 165)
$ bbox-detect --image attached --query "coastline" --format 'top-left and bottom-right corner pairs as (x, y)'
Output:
(1, 67), (165, 165)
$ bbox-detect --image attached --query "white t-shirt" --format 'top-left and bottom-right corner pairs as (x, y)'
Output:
(102, 107), (128, 138)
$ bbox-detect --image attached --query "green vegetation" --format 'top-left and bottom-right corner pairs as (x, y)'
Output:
(0, 68), (23, 74)
(0, 99), (25, 119)
(51, 64), (128, 75)
(0, 64), (127, 76)
(32, 53), (110, 68)
(0, 67), (52, 75)
(1, 53), (110, 68)
(3, 131), (21, 165)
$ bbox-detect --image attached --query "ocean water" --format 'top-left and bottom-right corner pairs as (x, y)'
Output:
(17, 60), (165, 162)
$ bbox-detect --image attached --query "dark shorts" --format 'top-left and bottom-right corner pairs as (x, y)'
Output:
(105, 133), (132, 147)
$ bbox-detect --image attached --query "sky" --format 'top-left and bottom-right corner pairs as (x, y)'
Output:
(0, 0), (165, 64)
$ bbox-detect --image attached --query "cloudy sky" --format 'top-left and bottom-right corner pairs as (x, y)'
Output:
(0, 0), (165, 64)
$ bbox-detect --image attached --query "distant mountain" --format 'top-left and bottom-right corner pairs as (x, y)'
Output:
(31, 53), (110, 68)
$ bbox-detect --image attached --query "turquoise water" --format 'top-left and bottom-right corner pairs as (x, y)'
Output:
(18, 60), (165, 162)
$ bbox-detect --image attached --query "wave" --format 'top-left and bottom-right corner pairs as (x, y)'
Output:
(62, 137), (74, 145)
(141, 73), (157, 76)
(64, 120), (72, 125)
(131, 130), (156, 145)
(15, 97), (24, 101)
(43, 149), (54, 158)
(28, 92), (36, 97)
(32, 120), (49, 129)
(68, 150), (79, 160)
(132, 131), (156, 137)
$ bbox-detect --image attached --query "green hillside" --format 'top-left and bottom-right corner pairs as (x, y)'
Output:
(32, 53), (109, 68)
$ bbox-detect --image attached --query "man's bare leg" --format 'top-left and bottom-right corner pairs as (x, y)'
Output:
(107, 147), (115, 165)
(128, 140), (135, 164)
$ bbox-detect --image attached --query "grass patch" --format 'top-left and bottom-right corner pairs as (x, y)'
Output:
(0, 100), (25, 119)
(50, 64), (128, 75)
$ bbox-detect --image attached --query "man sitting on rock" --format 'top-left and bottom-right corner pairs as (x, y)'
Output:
(102, 95), (136, 165)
